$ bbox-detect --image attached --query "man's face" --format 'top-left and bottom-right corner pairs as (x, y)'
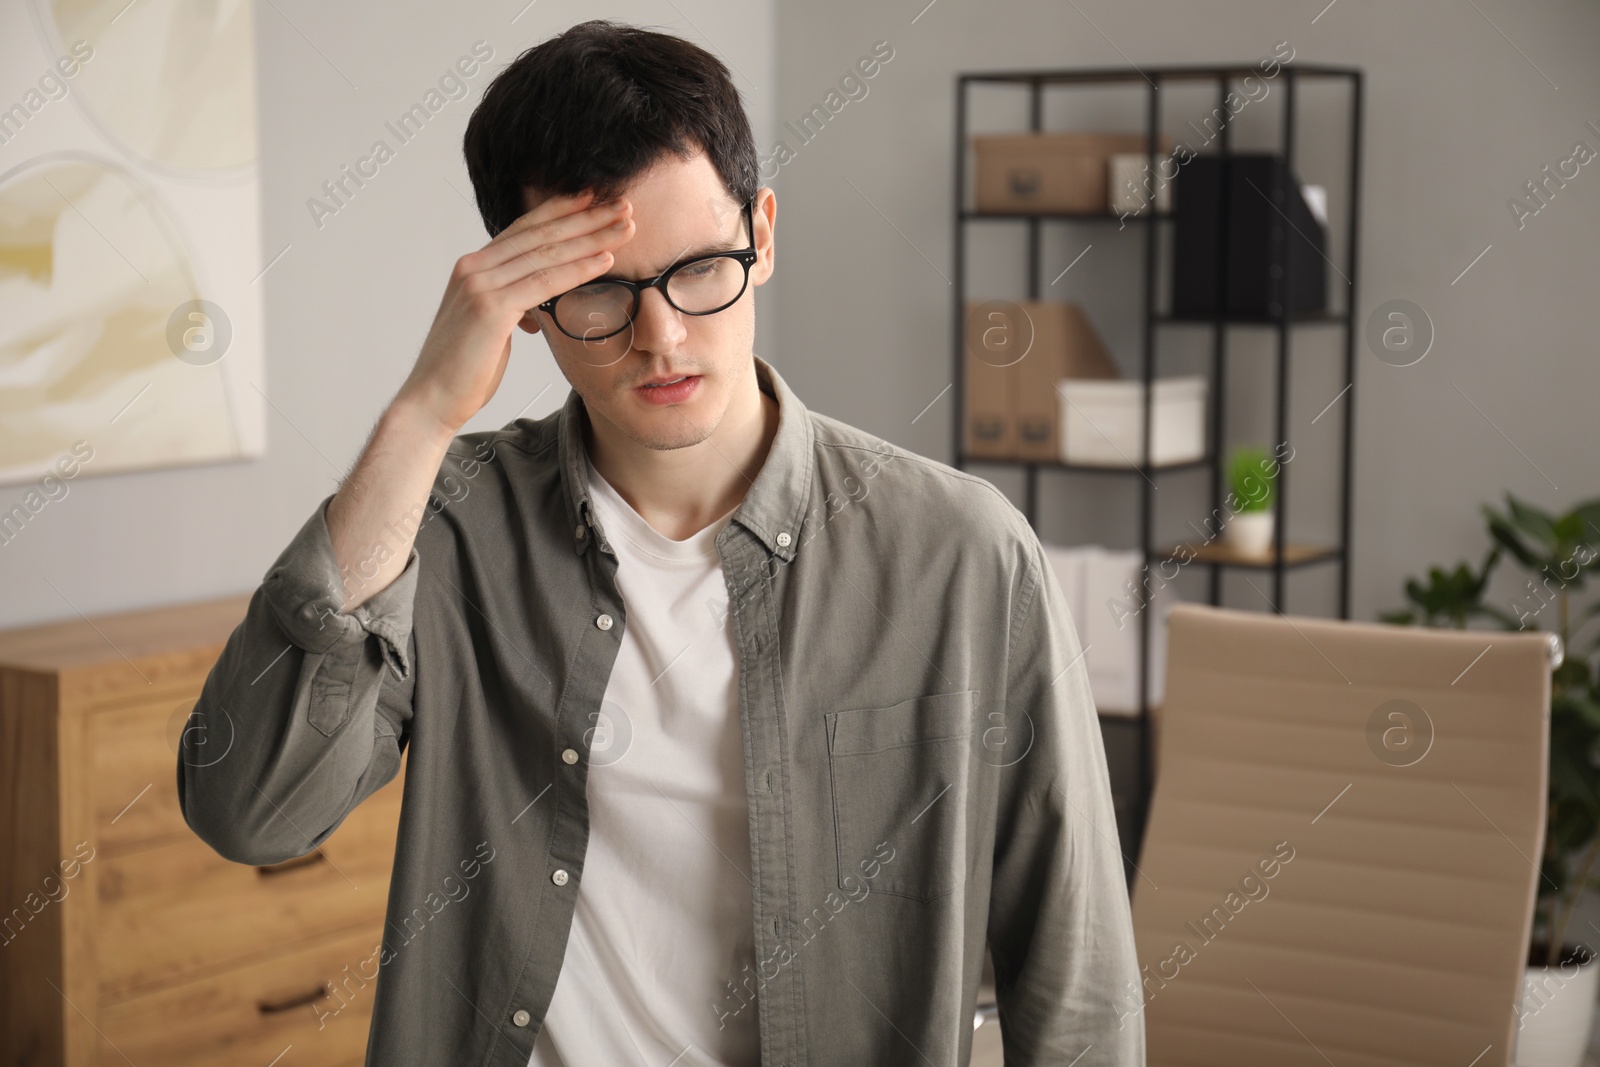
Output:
(519, 150), (774, 451)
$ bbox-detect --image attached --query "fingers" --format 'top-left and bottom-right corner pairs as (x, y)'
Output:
(467, 203), (631, 299)
(481, 214), (634, 297)
(500, 244), (620, 320)
(454, 188), (639, 332)
(485, 190), (627, 266)
(495, 188), (597, 244)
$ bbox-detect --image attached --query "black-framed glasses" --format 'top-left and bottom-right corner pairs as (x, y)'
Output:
(537, 199), (757, 342)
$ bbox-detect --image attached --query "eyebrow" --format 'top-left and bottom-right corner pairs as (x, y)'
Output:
(593, 217), (747, 283)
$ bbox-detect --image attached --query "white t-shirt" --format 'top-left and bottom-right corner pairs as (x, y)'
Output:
(528, 453), (761, 1067)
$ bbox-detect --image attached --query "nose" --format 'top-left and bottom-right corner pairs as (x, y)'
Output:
(628, 285), (687, 354)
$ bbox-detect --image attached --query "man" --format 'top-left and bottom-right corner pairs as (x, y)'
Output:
(178, 18), (1143, 1067)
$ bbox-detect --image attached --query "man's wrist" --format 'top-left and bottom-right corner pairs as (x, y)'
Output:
(383, 391), (463, 452)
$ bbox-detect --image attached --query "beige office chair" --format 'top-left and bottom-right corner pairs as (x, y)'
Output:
(1131, 602), (1553, 1066)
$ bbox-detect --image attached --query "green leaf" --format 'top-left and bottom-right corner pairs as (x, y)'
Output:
(1388, 545), (1503, 629)
(1554, 515), (1587, 550)
(1571, 500), (1600, 545)
(1484, 504), (1549, 573)
(1226, 445), (1275, 513)
(1479, 603), (1525, 630)
(1555, 688), (1600, 731)
(1472, 544), (1502, 596)
(1507, 493), (1560, 551)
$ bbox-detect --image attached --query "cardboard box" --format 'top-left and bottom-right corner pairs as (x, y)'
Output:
(973, 131), (1175, 214)
(1014, 302), (1119, 460)
(962, 302), (1022, 459)
(963, 300), (1118, 462)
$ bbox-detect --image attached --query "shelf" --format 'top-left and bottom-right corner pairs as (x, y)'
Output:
(959, 455), (1211, 474)
(1157, 541), (1343, 570)
(951, 65), (1362, 849)
(961, 209), (1170, 222)
(1156, 310), (1350, 326)
(959, 63), (1362, 87)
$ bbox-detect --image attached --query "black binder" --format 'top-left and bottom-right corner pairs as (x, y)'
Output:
(1171, 154), (1327, 318)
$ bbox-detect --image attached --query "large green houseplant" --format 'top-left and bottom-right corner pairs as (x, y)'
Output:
(1383, 492), (1600, 967)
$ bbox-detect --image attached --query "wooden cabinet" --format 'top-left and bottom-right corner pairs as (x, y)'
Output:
(0, 596), (404, 1067)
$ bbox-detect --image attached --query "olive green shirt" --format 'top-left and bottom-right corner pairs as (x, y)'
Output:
(177, 354), (1144, 1066)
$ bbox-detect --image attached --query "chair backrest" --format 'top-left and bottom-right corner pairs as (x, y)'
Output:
(1130, 602), (1551, 1066)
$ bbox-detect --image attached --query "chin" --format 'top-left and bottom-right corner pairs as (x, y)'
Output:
(631, 424), (717, 452)
(625, 399), (722, 451)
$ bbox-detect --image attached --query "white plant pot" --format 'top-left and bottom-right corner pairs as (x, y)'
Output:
(1516, 953), (1600, 1067)
(1225, 511), (1275, 558)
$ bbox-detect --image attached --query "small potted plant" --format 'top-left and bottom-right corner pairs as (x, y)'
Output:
(1224, 444), (1277, 557)
(1385, 492), (1600, 1067)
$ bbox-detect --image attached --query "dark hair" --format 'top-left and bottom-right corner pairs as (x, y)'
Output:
(463, 19), (758, 237)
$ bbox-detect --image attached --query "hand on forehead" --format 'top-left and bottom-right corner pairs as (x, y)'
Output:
(598, 157), (744, 277)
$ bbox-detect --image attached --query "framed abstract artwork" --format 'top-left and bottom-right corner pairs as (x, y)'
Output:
(0, 0), (267, 488)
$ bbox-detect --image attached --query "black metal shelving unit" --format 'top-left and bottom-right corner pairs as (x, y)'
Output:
(951, 63), (1364, 861)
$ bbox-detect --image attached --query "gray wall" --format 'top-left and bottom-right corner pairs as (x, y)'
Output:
(764, 0), (1600, 631)
(3, 0), (1598, 640)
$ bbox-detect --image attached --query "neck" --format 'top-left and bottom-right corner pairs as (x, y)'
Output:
(584, 360), (779, 541)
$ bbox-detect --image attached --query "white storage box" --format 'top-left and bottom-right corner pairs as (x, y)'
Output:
(1040, 543), (1175, 715)
(1108, 152), (1174, 216)
(1055, 375), (1206, 467)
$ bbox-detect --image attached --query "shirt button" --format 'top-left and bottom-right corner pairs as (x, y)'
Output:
(511, 1009), (531, 1027)
(561, 748), (579, 765)
(777, 531), (791, 547)
(552, 868), (569, 886)
(596, 613), (613, 631)
(575, 523), (587, 540)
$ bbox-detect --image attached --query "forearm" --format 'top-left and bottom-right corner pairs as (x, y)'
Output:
(327, 397), (457, 611)
(179, 401), (442, 864)
(179, 498), (420, 866)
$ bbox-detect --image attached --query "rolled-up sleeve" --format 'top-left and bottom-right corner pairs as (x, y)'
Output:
(987, 532), (1145, 1064)
(177, 494), (419, 867)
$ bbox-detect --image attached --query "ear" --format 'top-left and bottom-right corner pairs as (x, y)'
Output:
(751, 188), (776, 287)
(517, 309), (543, 335)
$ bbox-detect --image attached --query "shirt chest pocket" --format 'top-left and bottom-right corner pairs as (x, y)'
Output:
(825, 689), (979, 903)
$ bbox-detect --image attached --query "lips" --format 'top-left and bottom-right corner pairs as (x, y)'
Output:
(635, 374), (701, 405)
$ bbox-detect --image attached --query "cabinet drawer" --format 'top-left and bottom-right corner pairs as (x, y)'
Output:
(92, 694), (208, 851)
(98, 923), (385, 1067)
(98, 778), (403, 1001)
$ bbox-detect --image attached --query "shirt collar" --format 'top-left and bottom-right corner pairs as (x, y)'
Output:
(559, 354), (813, 563)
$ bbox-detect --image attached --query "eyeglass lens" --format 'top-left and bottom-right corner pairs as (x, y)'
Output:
(554, 255), (748, 341)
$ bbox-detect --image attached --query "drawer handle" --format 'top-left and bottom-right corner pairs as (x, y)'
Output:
(258, 983), (332, 1015)
(255, 850), (327, 877)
